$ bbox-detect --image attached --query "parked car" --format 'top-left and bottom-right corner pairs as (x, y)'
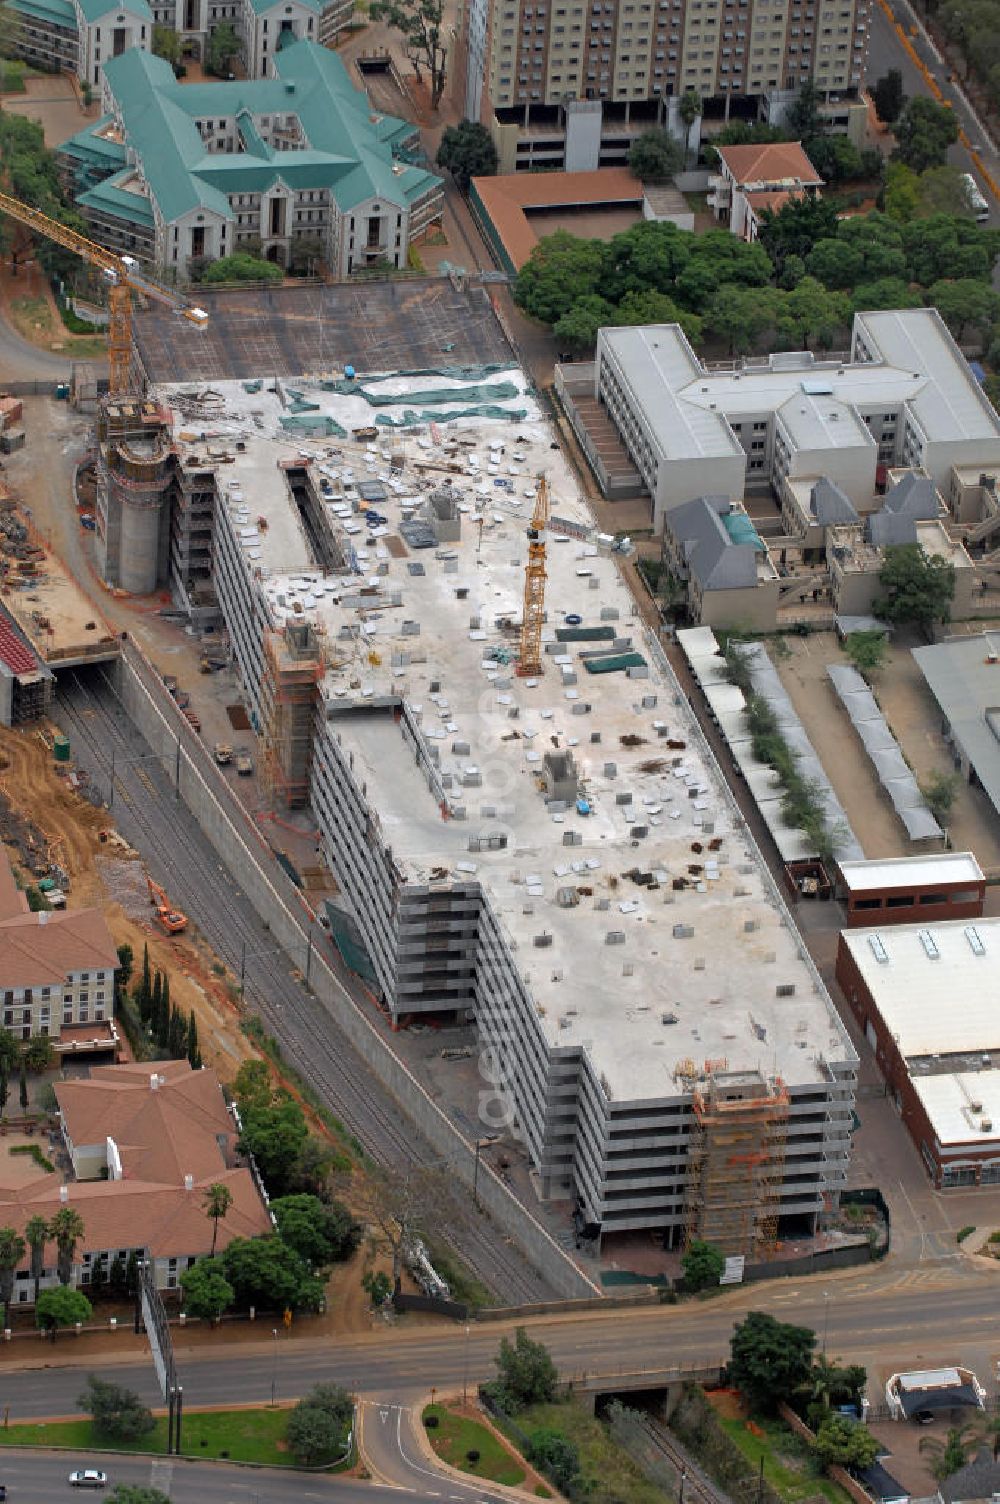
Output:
(68, 1470), (108, 1488)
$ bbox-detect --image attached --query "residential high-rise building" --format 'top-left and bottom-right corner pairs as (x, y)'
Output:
(454, 0), (870, 172)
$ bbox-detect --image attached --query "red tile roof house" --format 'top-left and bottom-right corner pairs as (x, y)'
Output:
(0, 1060), (273, 1308)
(708, 141), (824, 242)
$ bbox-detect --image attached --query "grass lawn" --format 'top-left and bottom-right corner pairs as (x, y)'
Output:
(0, 1408), (305, 1467)
(8, 294), (107, 359)
(510, 1400), (666, 1504)
(719, 1414), (853, 1504)
(422, 1404), (526, 1487)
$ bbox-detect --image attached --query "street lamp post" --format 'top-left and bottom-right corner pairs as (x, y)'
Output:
(822, 1290), (830, 1359)
(679, 1467), (687, 1504)
(462, 1322), (471, 1406)
(271, 1328), (278, 1407)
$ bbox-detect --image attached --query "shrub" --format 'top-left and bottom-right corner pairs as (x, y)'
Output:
(957, 1225), (976, 1243)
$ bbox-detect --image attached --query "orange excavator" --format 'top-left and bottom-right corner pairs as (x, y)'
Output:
(146, 876), (188, 935)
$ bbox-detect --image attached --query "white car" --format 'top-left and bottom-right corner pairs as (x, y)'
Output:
(68, 1470), (108, 1489)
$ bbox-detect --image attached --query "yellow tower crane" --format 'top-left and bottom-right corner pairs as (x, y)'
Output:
(0, 189), (207, 394)
(517, 475), (550, 678)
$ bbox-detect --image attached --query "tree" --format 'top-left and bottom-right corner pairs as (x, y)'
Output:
(49, 1206), (85, 1286)
(436, 120), (497, 193)
(678, 87), (703, 161)
(813, 1414), (879, 1471)
(903, 213), (999, 285)
(920, 1423), (980, 1481)
(876, 542), (956, 631)
(806, 237), (864, 290)
(35, 1285), (91, 1337)
(927, 277), (1000, 345)
(22, 1035), (54, 1073)
(894, 96), (959, 172)
(778, 276), (850, 350)
(270, 1194), (361, 1268)
(289, 235), (324, 276)
(370, 0), (447, 108)
(598, 218), (692, 301)
(806, 135), (867, 186)
(758, 194), (839, 271)
(287, 1384), (353, 1466)
(844, 629), (888, 675)
(553, 294), (615, 354)
(186, 1010), (201, 1070)
(0, 1064), (8, 1117)
(884, 161), (922, 223)
(729, 1312), (816, 1411)
(0, 1027), (20, 1074)
(527, 1429), (582, 1491)
(872, 68), (905, 125)
(219, 1235), (323, 1311)
(77, 1375), (155, 1442)
(837, 212), (907, 282)
(203, 1182), (234, 1257)
(238, 1093), (309, 1196)
(362, 1269), (393, 1307)
(921, 768), (962, 822)
(24, 1215), (48, 1302)
(134, 943), (151, 1023)
(150, 972), (163, 1043)
(613, 287), (701, 345)
(0, 1225), (25, 1315)
(788, 78), (825, 142)
(352, 1163), (448, 1289)
(286, 1134), (344, 1198)
(674, 231), (772, 310)
(179, 1258), (234, 1322)
(203, 253), (283, 284)
(918, 165), (977, 219)
(681, 1238), (725, 1291)
(852, 277), (923, 313)
(494, 1328), (558, 1411)
(233, 1057), (273, 1111)
(514, 230), (605, 325)
(151, 23), (180, 64)
(18, 1062), (27, 1112)
(167, 1005), (187, 1059)
(205, 20), (239, 76)
(116, 943), (134, 990)
(628, 129), (684, 182)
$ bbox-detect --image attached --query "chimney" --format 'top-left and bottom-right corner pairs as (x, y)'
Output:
(38, 911), (48, 926)
(150, 1073), (159, 1091)
(59, 1185), (69, 1203)
(184, 1174), (194, 1191)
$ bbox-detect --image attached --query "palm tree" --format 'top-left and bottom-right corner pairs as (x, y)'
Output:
(0, 1225), (25, 1316)
(49, 1207), (85, 1287)
(919, 1423), (980, 1482)
(203, 1182), (234, 1256)
(678, 87), (703, 165)
(24, 1215), (49, 1303)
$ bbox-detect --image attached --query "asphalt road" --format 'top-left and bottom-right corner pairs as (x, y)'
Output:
(358, 1399), (512, 1501)
(0, 1450), (423, 1504)
(6, 1262), (1000, 1422)
(53, 668), (552, 1308)
(867, 0), (1000, 220)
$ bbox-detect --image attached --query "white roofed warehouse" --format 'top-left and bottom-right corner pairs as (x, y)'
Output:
(159, 366), (858, 1257)
(837, 919), (1000, 1189)
(578, 309), (1000, 532)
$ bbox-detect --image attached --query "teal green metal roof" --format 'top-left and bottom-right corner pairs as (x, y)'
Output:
(92, 41), (439, 227)
(75, 0), (151, 21)
(59, 117), (128, 165)
(9, 0), (75, 26)
(722, 512), (765, 551)
(78, 169), (155, 226)
(245, 0), (320, 15)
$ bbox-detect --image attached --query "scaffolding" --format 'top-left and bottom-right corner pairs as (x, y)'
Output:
(684, 1069), (790, 1258)
(259, 620), (322, 810)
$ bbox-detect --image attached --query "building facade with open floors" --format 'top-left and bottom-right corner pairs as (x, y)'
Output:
(57, 41), (442, 277)
(148, 366), (857, 1253)
(453, 0), (870, 175)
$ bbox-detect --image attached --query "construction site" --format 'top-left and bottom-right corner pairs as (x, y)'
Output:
(120, 349), (860, 1252)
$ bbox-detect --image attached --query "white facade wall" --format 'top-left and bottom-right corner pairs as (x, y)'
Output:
(0, 960), (114, 1042)
(75, 0), (151, 88)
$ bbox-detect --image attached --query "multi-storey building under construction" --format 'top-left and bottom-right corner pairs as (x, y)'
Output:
(686, 1070), (790, 1257)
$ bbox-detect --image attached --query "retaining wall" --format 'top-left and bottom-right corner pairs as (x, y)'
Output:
(115, 637), (598, 1301)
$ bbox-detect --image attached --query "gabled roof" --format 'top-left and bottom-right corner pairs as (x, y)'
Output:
(939, 1452), (1000, 1504)
(668, 495), (761, 590)
(866, 473), (938, 546)
(75, 0), (150, 21)
(56, 1060), (236, 1183)
(0, 905), (118, 988)
(79, 169), (156, 227)
(716, 140), (823, 188)
(811, 477), (859, 526)
(97, 42), (439, 226)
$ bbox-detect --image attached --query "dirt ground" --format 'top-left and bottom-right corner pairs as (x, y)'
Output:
(0, 259), (106, 360)
(771, 629), (1000, 875)
(0, 720), (256, 1082)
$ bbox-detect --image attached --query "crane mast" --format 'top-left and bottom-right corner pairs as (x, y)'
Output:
(517, 476), (550, 678)
(0, 189), (206, 394)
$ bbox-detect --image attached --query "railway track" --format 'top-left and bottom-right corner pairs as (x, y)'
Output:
(55, 669), (551, 1306)
(641, 1419), (733, 1504)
